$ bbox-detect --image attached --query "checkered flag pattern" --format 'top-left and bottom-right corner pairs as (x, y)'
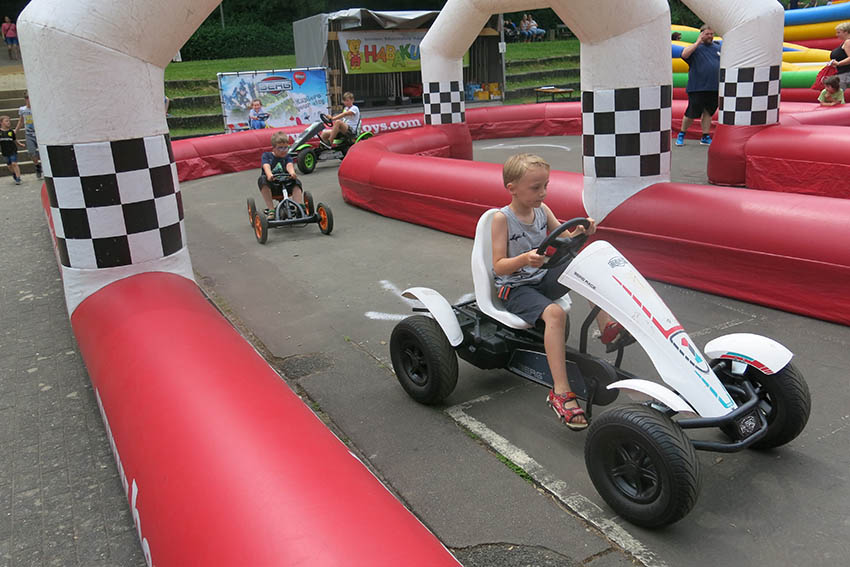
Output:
(43, 134), (186, 269)
(581, 85), (672, 178)
(718, 65), (780, 126)
(423, 81), (465, 125)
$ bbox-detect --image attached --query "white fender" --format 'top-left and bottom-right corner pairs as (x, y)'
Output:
(704, 333), (792, 376)
(607, 379), (697, 415)
(402, 287), (464, 347)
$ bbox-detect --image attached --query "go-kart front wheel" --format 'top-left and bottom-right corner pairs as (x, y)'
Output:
(316, 203), (333, 235)
(297, 148), (317, 174)
(715, 360), (811, 449)
(585, 404), (701, 528)
(390, 315), (458, 405)
(252, 211), (268, 244)
(247, 198), (257, 227)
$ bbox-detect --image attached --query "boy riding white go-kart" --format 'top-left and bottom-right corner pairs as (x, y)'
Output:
(389, 210), (811, 528)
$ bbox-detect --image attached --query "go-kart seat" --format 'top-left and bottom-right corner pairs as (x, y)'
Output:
(471, 209), (571, 330)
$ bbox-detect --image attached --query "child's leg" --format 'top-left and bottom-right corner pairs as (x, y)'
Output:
(260, 184), (275, 210)
(289, 181), (303, 204)
(542, 304), (586, 424)
(12, 162), (20, 178)
(541, 303), (569, 394)
(700, 110), (713, 135)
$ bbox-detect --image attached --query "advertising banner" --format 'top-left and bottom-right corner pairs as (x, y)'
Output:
(338, 31), (467, 74)
(218, 68), (329, 133)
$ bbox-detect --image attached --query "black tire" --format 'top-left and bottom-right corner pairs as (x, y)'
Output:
(253, 211), (268, 244)
(297, 148), (316, 174)
(303, 191), (314, 216)
(716, 361), (811, 449)
(390, 315), (458, 405)
(316, 203), (333, 235)
(246, 198), (257, 227)
(585, 405), (701, 528)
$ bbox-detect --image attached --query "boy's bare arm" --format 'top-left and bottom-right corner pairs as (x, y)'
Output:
(492, 211), (545, 275)
(262, 163), (273, 180)
(543, 204), (596, 236)
(286, 161), (297, 177)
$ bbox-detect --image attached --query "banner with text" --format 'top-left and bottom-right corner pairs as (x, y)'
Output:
(338, 30), (467, 74)
(218, 68), (329, 133)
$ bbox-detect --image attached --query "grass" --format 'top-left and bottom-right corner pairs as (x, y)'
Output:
(504, 38), (580, 60)
(170, 104), (222, 117)
(165, 55), (297, 81)
(165, 85), (219, 97)
(169, 126), (225, 139)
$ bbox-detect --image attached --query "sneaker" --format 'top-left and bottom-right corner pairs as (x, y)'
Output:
(700, 134), (712, 146)
(264, 208), (275, 220)
(14, 177), (21, 185)
(546, 390), (588, 431)
(35, 165), (42, 179)
(675, 131), (685, 146)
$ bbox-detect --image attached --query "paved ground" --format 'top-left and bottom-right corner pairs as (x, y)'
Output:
(3, 126), (849, 566)
(0, 175), (146, 566)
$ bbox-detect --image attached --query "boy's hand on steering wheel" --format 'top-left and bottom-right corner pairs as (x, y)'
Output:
(569, 217), (596, 237)
(525, 250), (547, 268)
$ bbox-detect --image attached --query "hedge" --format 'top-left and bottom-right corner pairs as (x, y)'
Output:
(181, 23), (294, 60)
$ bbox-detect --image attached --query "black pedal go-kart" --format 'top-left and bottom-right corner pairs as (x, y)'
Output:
(390, 210), (811, 528)
(246, 174), (333, 244)
(289, 113), (373, 174)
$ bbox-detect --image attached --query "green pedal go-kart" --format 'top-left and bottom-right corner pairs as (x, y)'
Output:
(289, 113), (373, 174)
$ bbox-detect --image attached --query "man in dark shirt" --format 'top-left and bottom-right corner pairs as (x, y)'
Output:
(676, 25), (721, 146)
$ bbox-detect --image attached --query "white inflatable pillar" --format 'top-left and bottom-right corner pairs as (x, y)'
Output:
(421, 0), (672, 221)
(682, 0), (785, 127)
(17, 0), (219, 313)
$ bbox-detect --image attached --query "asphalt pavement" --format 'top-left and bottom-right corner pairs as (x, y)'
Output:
(3, 127), (849, 566)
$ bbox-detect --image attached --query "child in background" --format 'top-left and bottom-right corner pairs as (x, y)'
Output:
(257, 131), (301, 219)
(818, 75), (845, 106)
(0, 115), (23, 184)
(15, 92), (41, 179)
(248, 99), (268, 129)
(320, 92), (360, 146)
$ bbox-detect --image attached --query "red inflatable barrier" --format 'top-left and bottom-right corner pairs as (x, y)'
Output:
(338, 123), (850, 325)
(70, 272), (461, 567)
(745, 124), (850, 197)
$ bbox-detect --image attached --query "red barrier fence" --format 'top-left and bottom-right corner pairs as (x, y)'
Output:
(67, 271), (461, 567)
(337, 118), (850, 325)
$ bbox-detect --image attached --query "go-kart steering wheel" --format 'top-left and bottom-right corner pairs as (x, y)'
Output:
(320, 113), (334, 128)
(535, 218), (591, 269)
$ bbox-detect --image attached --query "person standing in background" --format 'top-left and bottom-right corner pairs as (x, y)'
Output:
(1, 16), (19, 61)
(15, 92), (41, 179)
(675, 24), (721, 147)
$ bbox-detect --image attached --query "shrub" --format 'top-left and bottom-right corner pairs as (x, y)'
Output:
(181, 23), (294, 60)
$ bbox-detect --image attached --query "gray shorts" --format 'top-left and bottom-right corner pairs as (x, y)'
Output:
(501, 263), (570, 325)
(24, 131), (38, 159)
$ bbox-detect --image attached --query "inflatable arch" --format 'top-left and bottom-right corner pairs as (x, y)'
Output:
(19, 1), (461, 565)
(420, 0), (784, 219)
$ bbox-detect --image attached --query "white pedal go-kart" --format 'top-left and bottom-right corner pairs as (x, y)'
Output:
(389, 209), (811, 527)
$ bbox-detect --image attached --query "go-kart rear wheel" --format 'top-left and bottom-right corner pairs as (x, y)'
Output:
(390, 315), (458, 405)
(585, 404), (701, 528)
(252, 211), (268, 244)
(303, 191), (315, 216)
(715, 360), (811, 449)
(297, 148), (316, 174)
(247, 198), (257, 227)
(316, 203), (333, 235)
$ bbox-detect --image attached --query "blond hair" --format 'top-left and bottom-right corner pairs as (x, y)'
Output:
(503, 153), (550, 187)
(270, 131), (290, 147)
(836, 21), (850, 34)
(343, 91), (355, 101)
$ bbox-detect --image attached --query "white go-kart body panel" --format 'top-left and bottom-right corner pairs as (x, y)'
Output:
(559, 240), (792, 418)
(405, 209), (794, 419)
